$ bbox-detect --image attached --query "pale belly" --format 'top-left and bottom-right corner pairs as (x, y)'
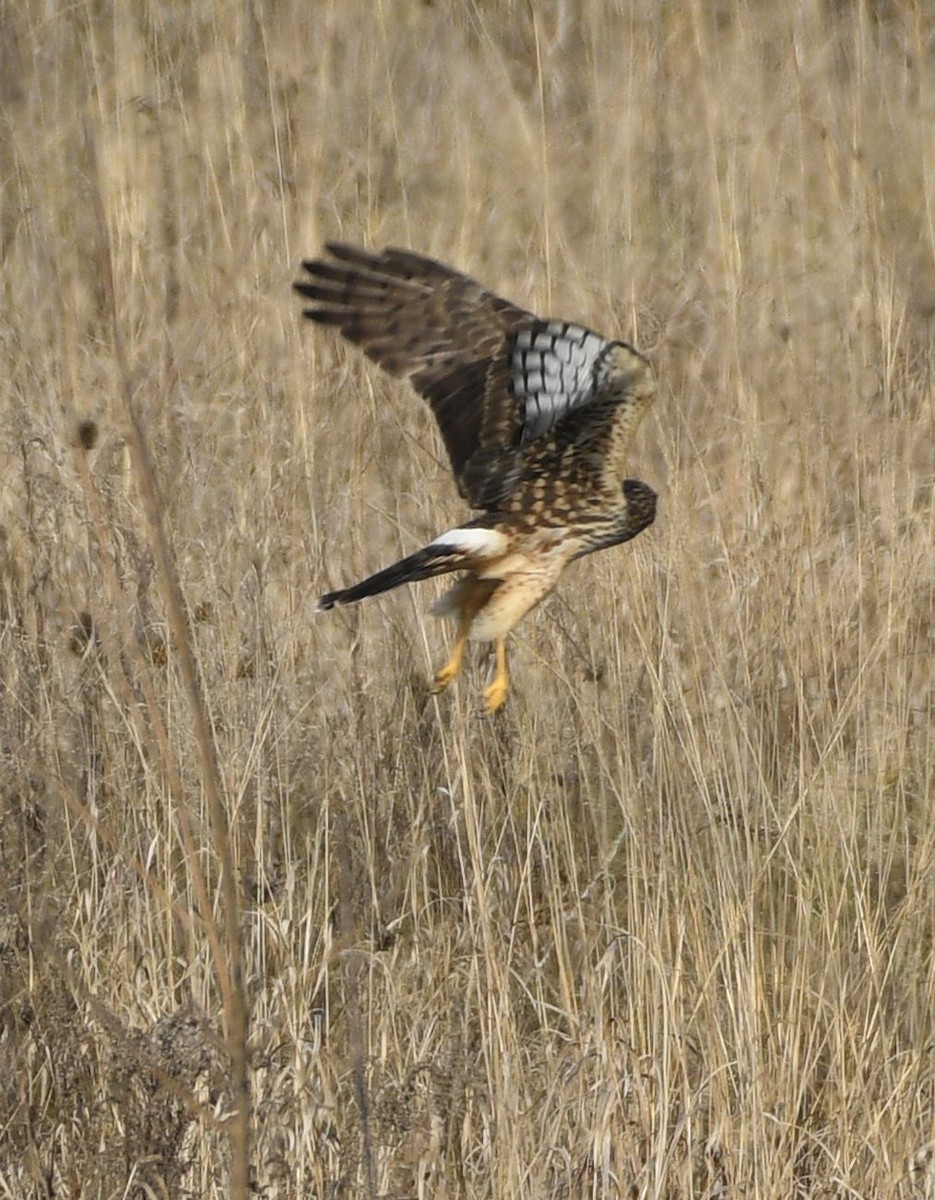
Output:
(467, 569), (559, 640)
(432, 540), (571, 642)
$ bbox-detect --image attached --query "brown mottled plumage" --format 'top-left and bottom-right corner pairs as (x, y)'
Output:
(295, 244), (657, 713)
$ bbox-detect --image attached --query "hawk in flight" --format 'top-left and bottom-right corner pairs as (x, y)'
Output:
(295, 244), (657, 713)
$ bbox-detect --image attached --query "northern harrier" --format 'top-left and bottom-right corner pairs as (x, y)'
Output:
(295, 244), (657, 713)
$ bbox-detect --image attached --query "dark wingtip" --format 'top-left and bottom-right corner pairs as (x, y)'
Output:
(300, 309), (346, 326)
(292, 278), (324, 300)
(299, 246), (359, 270)
(317, 592), (342, 611)
(293, 252), (345, 305)
(293, 273), (348, 324)
(323, 241), (356, 258)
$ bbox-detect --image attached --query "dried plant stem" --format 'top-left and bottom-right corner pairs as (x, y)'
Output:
(84, 119), (251, 1198)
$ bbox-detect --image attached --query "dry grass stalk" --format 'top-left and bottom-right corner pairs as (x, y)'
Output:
(0, 2), (933, 1197)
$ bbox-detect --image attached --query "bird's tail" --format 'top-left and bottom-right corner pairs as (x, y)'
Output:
(318, 547), (463, 610)
(318, 526), (508, 611)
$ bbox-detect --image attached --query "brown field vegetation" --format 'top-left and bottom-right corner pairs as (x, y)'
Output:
(1, 2), (934, 1196)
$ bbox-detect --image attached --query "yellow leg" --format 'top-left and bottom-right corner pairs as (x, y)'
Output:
(482, 638), (509, 715)
(432, 612), (471, 694)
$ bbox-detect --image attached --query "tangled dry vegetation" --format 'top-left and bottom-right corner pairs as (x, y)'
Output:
(1, 2), (934, 1196)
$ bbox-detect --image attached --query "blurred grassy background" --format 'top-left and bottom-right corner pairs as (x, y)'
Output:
(1, 1), (934, 1195)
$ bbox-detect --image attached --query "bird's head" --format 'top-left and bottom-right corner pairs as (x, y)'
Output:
(622, 479), (657, 530)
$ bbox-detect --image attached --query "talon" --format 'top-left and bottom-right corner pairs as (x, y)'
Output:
(482, 638), (509, 715)
(482, 678), (508, 714)
(431, 612), (471, 695)
(432, 662), (459, 694)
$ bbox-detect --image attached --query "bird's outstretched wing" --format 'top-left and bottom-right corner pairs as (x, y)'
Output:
(294, 244), (650, 510)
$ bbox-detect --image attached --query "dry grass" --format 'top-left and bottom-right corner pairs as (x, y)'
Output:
(1, 1), (934, 1196)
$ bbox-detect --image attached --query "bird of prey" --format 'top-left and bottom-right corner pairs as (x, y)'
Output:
(295, 244), (657, 713)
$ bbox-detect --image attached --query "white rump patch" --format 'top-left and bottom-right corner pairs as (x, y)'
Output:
(429, 526), (507, 560)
